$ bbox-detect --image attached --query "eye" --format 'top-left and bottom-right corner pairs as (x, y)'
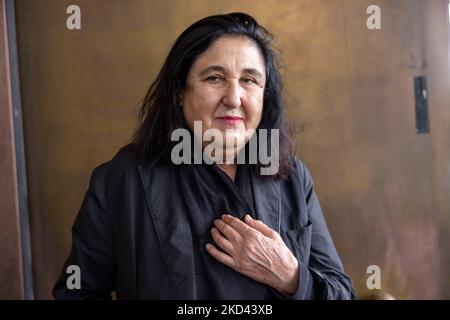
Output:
(205, 75), (223, 83)
(241, 77), (257, 85)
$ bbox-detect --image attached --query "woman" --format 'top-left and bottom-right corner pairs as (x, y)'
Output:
(53, 12), (355, 300)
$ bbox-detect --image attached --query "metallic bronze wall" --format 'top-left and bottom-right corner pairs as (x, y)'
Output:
(289, 0), (450, 299)
(13, 0), (450, 299)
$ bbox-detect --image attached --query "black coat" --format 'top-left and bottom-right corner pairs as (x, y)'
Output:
(53, 147), (355, 299)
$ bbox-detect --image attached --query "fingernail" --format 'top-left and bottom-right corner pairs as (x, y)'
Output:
(245, 214), (252, 221)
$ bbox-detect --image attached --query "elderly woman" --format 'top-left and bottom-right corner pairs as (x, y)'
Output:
(53, 12), (355, 300)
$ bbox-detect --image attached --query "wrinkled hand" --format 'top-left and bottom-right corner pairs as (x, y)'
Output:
(206, 214), (299, 296)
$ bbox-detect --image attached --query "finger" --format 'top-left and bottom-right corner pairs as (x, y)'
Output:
(211, 227), (234, 254)
(206, 243), (236, 268)
(222, 214), (251, 235)
(214, 218), (240, 241)
(244, 214), (279, 239)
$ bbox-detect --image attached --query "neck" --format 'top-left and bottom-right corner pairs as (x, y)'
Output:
(217, 163), (237, 181)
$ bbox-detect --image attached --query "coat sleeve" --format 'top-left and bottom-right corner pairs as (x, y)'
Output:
(286, 160), (356, 300)
(53, 165), (117, 299)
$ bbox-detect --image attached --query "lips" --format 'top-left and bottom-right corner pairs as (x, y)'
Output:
(216, 116), (243, 125)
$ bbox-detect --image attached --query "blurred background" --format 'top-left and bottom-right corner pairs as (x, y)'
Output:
(1, 0), (449, 299)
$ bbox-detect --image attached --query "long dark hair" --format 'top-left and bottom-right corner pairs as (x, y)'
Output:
(131, 12), (294, 179)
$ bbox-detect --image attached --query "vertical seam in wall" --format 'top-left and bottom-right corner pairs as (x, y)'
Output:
(1, 0), (23, 299)
(5, 0), (34, 300)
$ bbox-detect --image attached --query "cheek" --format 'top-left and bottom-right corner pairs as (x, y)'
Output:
(244, 94), (264, 129)
(183, 87), (221, 125)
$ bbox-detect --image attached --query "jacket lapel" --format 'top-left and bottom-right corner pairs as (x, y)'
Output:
(250, 174), (282, 234)
(138, 162), (196, 299)
(137, 161), (281, 298)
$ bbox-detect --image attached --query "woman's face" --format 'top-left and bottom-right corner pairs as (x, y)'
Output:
(181, 35), (266, 158)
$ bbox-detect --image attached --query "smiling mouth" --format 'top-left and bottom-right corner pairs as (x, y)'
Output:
(216, 116), (243, 125)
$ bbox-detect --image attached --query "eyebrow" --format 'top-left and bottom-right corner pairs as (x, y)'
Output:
(198, 65), (265, 80)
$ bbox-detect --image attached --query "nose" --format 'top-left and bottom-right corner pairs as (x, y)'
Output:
(222, 80), (241, 109)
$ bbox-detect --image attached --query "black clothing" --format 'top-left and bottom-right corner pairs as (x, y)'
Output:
(53, 146), (355, 299)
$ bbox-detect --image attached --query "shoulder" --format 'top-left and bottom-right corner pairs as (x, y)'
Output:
(287, 156), (314, 189)
(88, 144), (144, 185)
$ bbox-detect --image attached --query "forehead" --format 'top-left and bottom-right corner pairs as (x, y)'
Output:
(190, 35), (266, 74)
